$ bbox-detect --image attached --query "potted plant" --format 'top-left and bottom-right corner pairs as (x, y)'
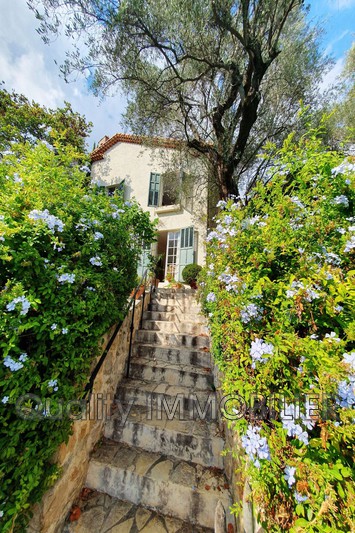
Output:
(182, 264), (202, 289)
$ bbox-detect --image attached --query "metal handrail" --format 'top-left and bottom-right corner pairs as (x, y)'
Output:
(83, 268), (154, 398)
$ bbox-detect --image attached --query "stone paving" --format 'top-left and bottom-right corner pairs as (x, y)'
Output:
(63, 491), (213, 533)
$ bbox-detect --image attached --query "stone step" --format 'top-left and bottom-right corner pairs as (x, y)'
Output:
(85, 441), (233, 530)
(135, 330), (210, 349)
(129, 358), (213, 390)
(143, 310), (207, 323)
(63, 491), (213, 532)
(105, 404), (224, 468)
(116, 379), (218, 421)
(149, 303), (176, 313)
(141, 319), (208, 336)
(133, 343), (212, 368)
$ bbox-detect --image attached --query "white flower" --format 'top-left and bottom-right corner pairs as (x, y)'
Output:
(19, 353), (28, 363)
(89, 256), (102, 266)
(324, 331), (341, 343)
(216, 200), (227, 208)
(206, 292), (216, 303)
(290, 196), (305, 209)
(337, 228), (346, 234)
(62, 328), (68, 334)
(51, 323), (57, 331)
(331, 161), (355, 176)
(2, 396), (9, 404)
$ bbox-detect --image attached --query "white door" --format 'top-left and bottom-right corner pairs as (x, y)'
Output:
(165, 231), (180, 281)
(178, 226), (194, 281)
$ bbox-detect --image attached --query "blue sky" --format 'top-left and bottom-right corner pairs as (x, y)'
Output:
(0, 0), (354, 149)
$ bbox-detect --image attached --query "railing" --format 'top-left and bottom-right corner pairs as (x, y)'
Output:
(83, 268), (155, 398)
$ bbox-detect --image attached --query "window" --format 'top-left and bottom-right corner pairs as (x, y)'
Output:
(107, 179), (125, 198)
(180, 226), (194, 249)
(148, 173), (160, 206)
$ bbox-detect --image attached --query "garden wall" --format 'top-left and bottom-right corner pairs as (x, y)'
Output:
(27, 293), (151, 533)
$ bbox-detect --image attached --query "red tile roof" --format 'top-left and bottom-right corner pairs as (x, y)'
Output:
(91, 133), (183, 161)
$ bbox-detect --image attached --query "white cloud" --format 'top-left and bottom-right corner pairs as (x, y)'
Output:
(0, 0), (127, 148)
(324, 30), (350, 56)
(328, 0), (355, 9)
(319, 56), (345, 92)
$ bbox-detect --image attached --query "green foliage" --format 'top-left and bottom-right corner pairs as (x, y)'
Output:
(201, 127), (355, 531)
(182, 264), (202, 284)
(0, 85), (92, 154)
(0, 141), (155, 531)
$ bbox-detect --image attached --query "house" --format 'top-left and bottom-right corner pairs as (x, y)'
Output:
(91, 133), (209, 282)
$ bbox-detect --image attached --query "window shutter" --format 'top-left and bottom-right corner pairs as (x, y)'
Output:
(148, 173), (160, 206)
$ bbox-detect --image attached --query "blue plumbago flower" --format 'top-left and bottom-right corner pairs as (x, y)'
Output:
(241, 216), (260, 229)
(294, 491), (308, 503)
(290, 196), (305, 209)
(51, 323), (57, 331)
(334, 305), (343, 313)
(331, 161), (355, 176)
(332, 195), (349, 207)
(19, 353), (28, 363)
(224, 215), (233, 225)
(216, 200), (227, 208)
(3, 356), (23, 372)
(57, 273), (75, 284)
(62, 328), (68, 334)
(90, 256), (102, 266)
(206, 230), (219, 242)
(343, 352), (355, 372)
(28, 209), (64, 233)
(2, 396), (9, 404)
(337, 379), (355, 408)
(13, 173), (23, 185)
(86, 286), (96, 292)
(94, 231), (104, 240)
(337, 228), (346, 234)
(250, 338), (274, 368)
(282, 420), (309, 445)
(124, 201), (132, 207)
(0, 236), (4, 242)
(48, 379), (58, 392)
(286, 281), (320, 302)
(206, 292), (216, 303)
(240, 303), (263, 324)
(344, 236), (355, 253)
(0, 215), (4, 220)
(111, 211), (120, 219)
(6, 295), (31, 315)
(80, 165), (90, 173)
(284, 466), (296, 487)
(241, 425), (271, 468)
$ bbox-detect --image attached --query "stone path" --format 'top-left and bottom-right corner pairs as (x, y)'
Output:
(62, 288), (234, 532)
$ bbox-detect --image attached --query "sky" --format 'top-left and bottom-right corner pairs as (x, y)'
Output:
(0, 0), (354, 150)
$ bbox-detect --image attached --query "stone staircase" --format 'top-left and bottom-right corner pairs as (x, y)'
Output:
(63, 288), (234, 533)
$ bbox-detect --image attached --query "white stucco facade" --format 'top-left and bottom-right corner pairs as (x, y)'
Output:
(91, 134), (208, 281)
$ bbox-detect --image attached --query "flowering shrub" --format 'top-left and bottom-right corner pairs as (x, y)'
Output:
(0, 142), (155, 531)
(201, 131), (355, 531)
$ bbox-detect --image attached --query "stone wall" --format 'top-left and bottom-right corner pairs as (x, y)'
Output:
(27, 292), (151, 533)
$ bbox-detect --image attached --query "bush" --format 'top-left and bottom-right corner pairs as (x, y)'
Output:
(201, 129), (355, 532)
(0, 142), (155, 531)
(182, 263), (202, 285)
